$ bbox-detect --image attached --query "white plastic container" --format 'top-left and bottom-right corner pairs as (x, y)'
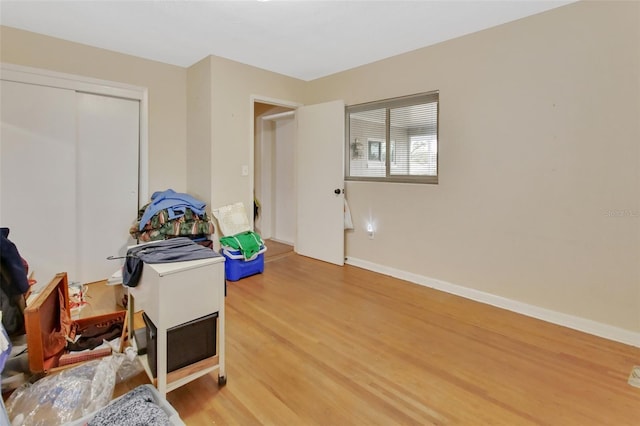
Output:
(65, 384), (185, 425)
(220, 243), (267, 261)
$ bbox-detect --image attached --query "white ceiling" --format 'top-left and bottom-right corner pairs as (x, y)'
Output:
(0, 0), (576, 81)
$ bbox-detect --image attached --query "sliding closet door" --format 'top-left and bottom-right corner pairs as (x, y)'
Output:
(76, 93), (139, 284)
(1, 79), (141, 286)
(0, 80), (78, 284)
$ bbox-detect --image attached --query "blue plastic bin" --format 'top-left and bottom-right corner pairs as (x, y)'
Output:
(221, 249), (265, 281)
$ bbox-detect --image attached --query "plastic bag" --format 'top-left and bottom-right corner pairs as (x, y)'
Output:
(115, 349), (144, 384)
(5, 355), (123, 425)
(212, 202), (251, 236)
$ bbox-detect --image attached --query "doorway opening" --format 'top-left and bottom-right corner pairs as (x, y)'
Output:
(253, 100), (296, 251)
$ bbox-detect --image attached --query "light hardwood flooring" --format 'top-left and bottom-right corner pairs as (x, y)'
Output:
(263, 239), (294, 263)
(109, 253), (640, 426)
(116, 253), (639, 425)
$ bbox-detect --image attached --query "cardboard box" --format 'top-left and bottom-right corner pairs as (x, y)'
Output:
(24, 272), (126, 373)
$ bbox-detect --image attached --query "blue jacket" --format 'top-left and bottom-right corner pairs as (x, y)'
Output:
(138, 189), (206, 231)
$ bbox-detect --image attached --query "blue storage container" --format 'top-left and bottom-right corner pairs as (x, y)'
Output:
(221, 249), (265, 281)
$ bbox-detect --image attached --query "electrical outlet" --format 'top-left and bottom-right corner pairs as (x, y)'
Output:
(241, 165), (249, 176)
(367, 224), (374, 239)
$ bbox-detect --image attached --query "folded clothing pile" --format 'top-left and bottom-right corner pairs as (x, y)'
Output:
(130, 189), (214, 242)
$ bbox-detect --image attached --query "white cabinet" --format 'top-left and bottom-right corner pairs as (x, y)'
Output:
(127, 255), (226, 398)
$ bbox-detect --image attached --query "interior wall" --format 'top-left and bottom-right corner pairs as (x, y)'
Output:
(253, 103), (286, 238)
(207, 55), (306, 240)
(186, 57), (213, 206)
(304, 0), (640, 334)
(273, 117), (295, 244)
(0, 25), (188, 196)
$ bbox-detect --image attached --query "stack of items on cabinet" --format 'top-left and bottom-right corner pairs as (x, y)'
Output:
(129, 189), (215, 246)
(213, 202), (267, 281)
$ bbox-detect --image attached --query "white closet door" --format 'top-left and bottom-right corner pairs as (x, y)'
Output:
(0, 80), (78, 285)
(76, 93), (139, 284)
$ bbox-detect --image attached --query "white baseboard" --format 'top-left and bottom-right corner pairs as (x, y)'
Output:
(345, 257), (640, 348)
(267, 237), (294, 246)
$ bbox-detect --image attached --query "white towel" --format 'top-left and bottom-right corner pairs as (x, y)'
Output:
(344, 199), (354, 230)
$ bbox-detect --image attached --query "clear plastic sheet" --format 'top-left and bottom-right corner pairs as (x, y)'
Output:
(115, 349), (144, 384)
(5, 355), (124, 426)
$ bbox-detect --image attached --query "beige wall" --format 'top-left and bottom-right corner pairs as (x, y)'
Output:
(306, 0), (640, 333)
(186, 56), (213, 205)
(205, 55), (306, 234)
(0, 26), (188, 196)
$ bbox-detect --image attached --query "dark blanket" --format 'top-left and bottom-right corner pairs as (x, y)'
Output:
(0, 227), (30, 336)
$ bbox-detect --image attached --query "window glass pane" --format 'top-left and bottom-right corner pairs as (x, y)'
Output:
(408, 135), (437, 176)
(348, 108), (386, 178)
(389, 102), (437, 177)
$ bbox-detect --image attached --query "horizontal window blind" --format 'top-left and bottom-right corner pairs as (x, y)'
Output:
(346, 91), (439, 184)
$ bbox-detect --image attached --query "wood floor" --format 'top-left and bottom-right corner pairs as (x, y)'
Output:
(262, 239), (294, 263)
(122, 253), (639, 425)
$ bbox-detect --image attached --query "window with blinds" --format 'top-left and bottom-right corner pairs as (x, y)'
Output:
(346, 91), (439, 184)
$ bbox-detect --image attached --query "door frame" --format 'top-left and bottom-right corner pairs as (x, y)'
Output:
(259, 109), (295, 242)
(249, 95), (301, 239)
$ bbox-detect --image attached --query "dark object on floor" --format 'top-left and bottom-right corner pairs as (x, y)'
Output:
(66, 320), (123, 352)
(0, 227), (30, 336)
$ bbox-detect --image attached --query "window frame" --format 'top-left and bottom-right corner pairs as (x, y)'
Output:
(345, 91), (439, 184)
